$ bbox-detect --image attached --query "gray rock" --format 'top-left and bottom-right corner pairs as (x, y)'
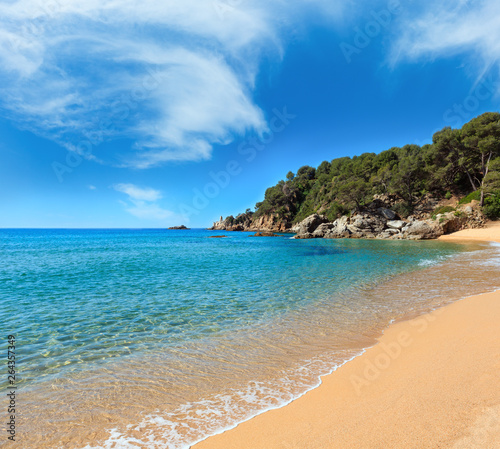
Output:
(386, 220), (405, 230)
(464, 206), (474, 215)
(323, 216), (351, 239)
(349, 213), (387, 233)
(377, 229), (400, 239)
(403, 220), (442, 240)
(294, 232), (315, 239)
(295, 214), (329, 236)
(312, 223), (335, 237)
(324, 229), (351, 239)
(378, 208), (397, 220)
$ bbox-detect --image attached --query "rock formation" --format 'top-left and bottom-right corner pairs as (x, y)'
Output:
(293, 205), (484, 240)
(210, 198), (485, 241)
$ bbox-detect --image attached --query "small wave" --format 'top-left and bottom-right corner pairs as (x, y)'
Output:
(80, 352), (362, 449)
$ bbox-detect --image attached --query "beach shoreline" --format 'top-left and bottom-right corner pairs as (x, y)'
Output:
(192, 222), (500, 449)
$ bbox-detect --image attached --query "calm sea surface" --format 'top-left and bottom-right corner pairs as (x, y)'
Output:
(1, 229), (499, 448)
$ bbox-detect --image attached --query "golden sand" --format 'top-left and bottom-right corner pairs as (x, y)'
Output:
(193, 223), (500, 449)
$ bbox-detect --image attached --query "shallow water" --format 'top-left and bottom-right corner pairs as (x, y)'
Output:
(1, 229), (499, 448)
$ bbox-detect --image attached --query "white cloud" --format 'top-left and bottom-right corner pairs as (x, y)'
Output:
(88, 184), (97, 190)
(113, 183), (179, 222)
(0, 0), (346, 167)
(390, 0), (500, 90)
(113, 183), (162, 202)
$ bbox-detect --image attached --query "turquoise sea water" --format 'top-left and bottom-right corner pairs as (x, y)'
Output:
(1, 229), (500, 448)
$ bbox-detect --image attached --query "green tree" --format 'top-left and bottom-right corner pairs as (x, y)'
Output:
(336, 178), (371, 209)
(460, 112), (500, 205)
(389, 145), (425, 208)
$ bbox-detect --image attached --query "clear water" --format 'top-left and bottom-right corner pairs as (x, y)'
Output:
(1, 229), (499, 448)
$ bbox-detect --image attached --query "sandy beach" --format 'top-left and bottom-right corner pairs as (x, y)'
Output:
(193, 223), (500, 449)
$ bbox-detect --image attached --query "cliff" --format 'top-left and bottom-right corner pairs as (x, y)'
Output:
(209, 213), (292, 233)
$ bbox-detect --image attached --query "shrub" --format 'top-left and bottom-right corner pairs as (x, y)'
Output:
(325, 202), (348, 221)
(432, 205), (455, 216)
(483, 194), (500, 220)
(458, 191), (481, 205)
(445, 191), (452, 200)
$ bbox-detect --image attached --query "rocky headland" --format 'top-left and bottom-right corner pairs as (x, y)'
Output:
(210, 112), (499, 240)
(209, 196), (485, 240)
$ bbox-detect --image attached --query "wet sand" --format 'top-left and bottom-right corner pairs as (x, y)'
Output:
(193, 223), (500, 449)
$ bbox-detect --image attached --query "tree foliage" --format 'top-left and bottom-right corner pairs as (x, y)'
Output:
(250, 112), (500, 221)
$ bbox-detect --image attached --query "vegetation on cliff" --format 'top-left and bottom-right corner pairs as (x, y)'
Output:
(228, 112), (500, 226)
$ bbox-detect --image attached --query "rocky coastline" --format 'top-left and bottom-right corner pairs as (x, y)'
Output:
(209, 197), (485, 240)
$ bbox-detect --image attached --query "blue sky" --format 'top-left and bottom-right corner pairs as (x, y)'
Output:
(1, 0), (499, 228)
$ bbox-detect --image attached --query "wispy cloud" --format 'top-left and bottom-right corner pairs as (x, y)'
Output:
(113, 183), (176, 221)
(390, 0), (500, 90)
(114, 183), (162, 202)
(0, 0), (346, 168)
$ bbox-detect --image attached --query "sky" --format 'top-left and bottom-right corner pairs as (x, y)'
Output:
(0, 0), (499, 228)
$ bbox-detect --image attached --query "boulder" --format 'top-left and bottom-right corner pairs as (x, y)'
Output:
(377, 228), (401, 239)
(323, 216), (351, 239)
(295, 214), (329, 236)
(294, 232), (315, 239)
(378, 208), (397, 220)
(348, 212), (386, 233)
(403, 220), (442, 240)
(312, 223), (335, 237)
(324, 228), (351, 239)
(386, 220), (405, 230)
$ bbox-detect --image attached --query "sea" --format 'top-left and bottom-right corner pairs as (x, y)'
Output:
(1, 228), (500, 448)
